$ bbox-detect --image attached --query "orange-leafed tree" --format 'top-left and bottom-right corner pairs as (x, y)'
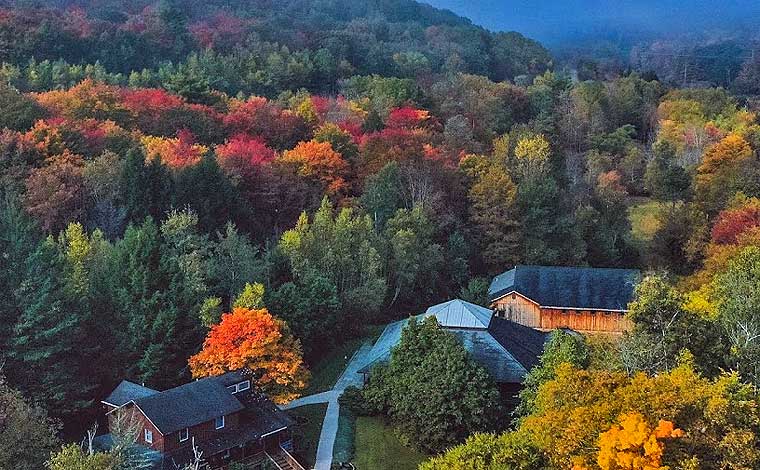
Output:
(592, 413), (683, 470)
(188, 307), (309, 404)
(141, 130), (208, 170)
(280, 140), (349, 195)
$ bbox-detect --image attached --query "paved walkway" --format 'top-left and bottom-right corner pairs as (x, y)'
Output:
(283, 342), (373, 470)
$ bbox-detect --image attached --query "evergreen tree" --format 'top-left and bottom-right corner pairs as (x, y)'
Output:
(10, 238), (95, 421)
(362, 317), (503, 452)
(120, 150), (173, 224)
(0, 193), (39, 355)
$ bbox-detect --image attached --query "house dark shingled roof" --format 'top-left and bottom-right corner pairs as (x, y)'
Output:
(134, 378), (244, 434)
(488, 265), (641, 311)
(103, 381), (158, 407)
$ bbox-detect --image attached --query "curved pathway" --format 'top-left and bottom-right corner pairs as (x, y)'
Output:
(283, 342), (373, 470)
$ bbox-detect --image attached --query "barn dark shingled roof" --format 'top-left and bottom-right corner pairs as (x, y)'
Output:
(488, 265), (640, 311)
(134, 378), (244, 434)
(103, 381), (158, 407)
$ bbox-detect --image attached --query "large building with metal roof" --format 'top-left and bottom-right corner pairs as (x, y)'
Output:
(357, 299), (549, 395)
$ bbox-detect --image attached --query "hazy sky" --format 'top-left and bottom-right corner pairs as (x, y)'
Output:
(423, 0), (760, 44)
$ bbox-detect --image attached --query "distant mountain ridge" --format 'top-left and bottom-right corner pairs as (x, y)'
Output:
(0, 0), (553, 83)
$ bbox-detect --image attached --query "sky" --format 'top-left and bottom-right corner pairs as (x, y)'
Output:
(423, 0), (760, 45)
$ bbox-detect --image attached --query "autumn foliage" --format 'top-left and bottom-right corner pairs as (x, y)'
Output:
(711, 198), (760, 245)
(590, 413), (683, 470)
(386, 106), (430, 129)
(188, 307), (309, 404)
(141, 130), (208, 169)
(281, 140), (349, 195)
(23, 151), (86, 233)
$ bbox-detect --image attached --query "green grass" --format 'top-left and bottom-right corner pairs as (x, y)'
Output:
(628, 198), (666, 244)
(289, 403), (327, 468)
(353, 416), (429, 470)
(305, 326), (384, 395)
(333, 404), (356, 463)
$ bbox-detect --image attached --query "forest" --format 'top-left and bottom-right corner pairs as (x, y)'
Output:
(0, 0), (758, 469)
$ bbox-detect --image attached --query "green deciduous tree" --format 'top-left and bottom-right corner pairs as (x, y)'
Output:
(622, 275), (726, 377)
(517, 330), (589, 417)
(384, 206), (444, 307)
(713, 246), (760, 387)
(420, 430), (546, 470)
(0, 375), (59, 470)
(280, 197), (386, 321)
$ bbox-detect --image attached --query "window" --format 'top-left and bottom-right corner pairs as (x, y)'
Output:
(228, 380), (251, 394)
(144, 429), (153, 444)
(215, 415), (225, 430)
(179, 428), (189, 442)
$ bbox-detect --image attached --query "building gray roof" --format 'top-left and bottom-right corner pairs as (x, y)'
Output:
(488, 265), (640, 311)
(357, 299), (546, 383)
(133, 378), (245, 434)
(488, 317), (550, 371)
(424, 299), (492, 329)
(103, 381), (158, 407)
(448, 329), (528, 383)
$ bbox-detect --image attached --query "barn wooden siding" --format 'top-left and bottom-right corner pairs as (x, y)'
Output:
(492, 293), (632, 334)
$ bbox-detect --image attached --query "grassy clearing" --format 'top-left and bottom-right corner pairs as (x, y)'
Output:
(629, 198), (665, 244)
(305, 325), (384, 395)
(289, 403), (327, 468)
(353, 416), (428, 470)
(333, 405), (355, 463)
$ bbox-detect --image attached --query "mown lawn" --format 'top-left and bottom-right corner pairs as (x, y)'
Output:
(305, 326), (384, 395)
(289, 403), (327, 468)
(353, 416), (428, 470)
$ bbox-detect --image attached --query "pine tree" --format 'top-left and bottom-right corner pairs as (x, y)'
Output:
(10, 238), (94, 420)
(0, 193), (39, 355)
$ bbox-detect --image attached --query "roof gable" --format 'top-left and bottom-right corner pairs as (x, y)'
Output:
(422, 299), (493, 329)
(133, 378), (244, 434)
(489, 265), (640, 311)
(103, 381), (158, 407)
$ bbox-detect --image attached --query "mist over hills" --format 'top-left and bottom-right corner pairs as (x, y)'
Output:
(423, 0), (760, 46)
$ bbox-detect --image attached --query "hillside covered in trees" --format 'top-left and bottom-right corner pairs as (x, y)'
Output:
(0, 0), (759, 469)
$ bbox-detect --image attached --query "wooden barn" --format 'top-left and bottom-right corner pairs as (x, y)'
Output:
(488, 265), (640, 334)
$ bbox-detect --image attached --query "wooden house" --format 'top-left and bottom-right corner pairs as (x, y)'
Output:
(96, 371), (303, 470)
(488, 265), (640, 334)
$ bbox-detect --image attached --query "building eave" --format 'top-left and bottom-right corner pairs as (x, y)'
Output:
(106, 400), (166, 436)
(491, 290), (630, 313)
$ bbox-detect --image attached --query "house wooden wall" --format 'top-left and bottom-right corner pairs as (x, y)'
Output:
(105, 405), (242, 454)
(106, 403), (165, 452)
(162, 412), (242, 452)
(492, 292), (632, 333)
